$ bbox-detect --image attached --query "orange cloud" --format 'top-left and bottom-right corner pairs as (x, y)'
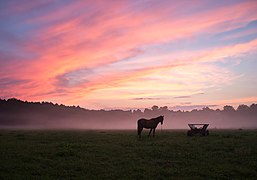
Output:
(1, 0), (257, 109)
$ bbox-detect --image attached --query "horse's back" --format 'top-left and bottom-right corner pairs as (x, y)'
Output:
(138, 118), (156, 129)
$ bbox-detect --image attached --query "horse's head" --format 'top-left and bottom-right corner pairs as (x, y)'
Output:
(159, 115), (164, 125)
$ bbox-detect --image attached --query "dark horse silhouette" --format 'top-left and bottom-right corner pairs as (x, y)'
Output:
(137, 116), (164, 138)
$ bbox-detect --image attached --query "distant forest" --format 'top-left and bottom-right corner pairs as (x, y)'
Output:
(1, 98), (257, 129)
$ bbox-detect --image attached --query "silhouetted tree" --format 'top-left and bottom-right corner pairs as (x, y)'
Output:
(144, 108), (152, 117)
(159, 106), (168, 113)
(133, 109), (143, 116)
(223, 105), (235, 113)
(249, 104), (257, 113)
(151, 105), (159, 112)
(237, 104), (249, 113)
(202, 107), (212, 112)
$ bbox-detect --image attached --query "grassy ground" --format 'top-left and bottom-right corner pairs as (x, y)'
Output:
(0, 129), (257, 179)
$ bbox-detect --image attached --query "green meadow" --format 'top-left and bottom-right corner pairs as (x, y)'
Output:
(0, 129), (257, 179)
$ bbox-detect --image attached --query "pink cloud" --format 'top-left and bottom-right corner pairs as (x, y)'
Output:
(1, 0), (257, 108)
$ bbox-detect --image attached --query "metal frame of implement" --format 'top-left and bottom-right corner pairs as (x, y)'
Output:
(187, 124), (209, 136)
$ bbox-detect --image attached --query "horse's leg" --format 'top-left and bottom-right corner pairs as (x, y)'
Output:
(153, 128), (156, 137)
(138, 126), (143, 138)
(139, 128), (143, 138)
(148, 129), (152, 137)
(137, 124), (140, 137)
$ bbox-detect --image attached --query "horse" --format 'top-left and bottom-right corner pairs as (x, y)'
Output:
(137, 116), (164, 138)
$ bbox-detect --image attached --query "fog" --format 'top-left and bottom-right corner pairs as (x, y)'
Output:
(1, 99), (257, 130)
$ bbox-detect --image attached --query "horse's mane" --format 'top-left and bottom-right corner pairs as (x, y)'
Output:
(151, 116), (163, 122)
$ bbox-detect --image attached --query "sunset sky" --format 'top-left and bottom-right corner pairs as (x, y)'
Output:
(1, 0), (257, 110)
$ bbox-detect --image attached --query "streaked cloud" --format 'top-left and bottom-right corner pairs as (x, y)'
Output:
(0, 0), (257, 109)
(170, 104), (219, 111)
(132, 98), (161, 101)
(174, 96), (191, 99)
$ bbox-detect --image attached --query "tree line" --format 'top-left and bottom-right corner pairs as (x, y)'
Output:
(0, 98), (257, 129)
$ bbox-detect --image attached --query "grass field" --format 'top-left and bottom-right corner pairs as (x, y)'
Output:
(0, 129), (257, 179)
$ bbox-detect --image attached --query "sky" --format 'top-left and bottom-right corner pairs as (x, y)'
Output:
(0, 0), (257, 110)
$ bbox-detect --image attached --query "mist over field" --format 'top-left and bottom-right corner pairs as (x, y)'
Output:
(1, 98), (256, 130)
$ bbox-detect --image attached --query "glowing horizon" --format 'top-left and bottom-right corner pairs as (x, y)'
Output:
(1, 0), (257, 110)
